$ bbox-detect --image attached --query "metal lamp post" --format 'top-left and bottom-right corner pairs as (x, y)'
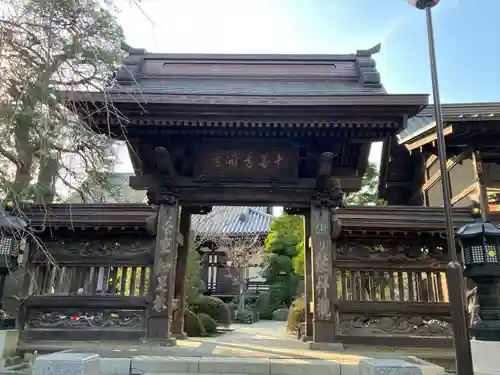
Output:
(457, 208), (500, 341)
(408, 0), (474, 374)
(0, 201), (28, 329)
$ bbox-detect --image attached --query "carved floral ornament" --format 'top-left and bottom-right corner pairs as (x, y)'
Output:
(336, 242), (447, 261)
(43, 239), (152, 258)
(27, 310), (144, 330)
(339, 315), (452, 336)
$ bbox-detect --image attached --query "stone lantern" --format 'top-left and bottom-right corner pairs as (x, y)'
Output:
(0, 201), (28, 328)
(456, 206), (500, 341)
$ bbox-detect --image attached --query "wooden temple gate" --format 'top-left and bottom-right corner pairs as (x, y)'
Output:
(15, 47), (477, 350)
(17, 204), (474, 350)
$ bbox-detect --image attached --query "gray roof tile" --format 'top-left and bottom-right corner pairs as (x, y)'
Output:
(192, 206), (274, 236)
(112, 78), (386, 96)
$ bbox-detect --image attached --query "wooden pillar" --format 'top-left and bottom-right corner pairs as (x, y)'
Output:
(472, 150), (489, 220)
(303, 212), (314, 340)
(146, 197), (180, 345)
(172, 207), (191, 338)
(310, 205), (336, 343)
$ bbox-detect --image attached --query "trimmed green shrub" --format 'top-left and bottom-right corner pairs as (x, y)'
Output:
(236, 308), (254, 324)
(272, 308), (289, 321)
(190, 296), (231, 327)
(184, 309), (206, 337)
(198, 313), (218, 334)
(286, 297), (306, 333)
(255, 291), (287, 319)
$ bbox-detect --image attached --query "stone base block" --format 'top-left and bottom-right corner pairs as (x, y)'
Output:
(33, 352), (100, 375)
(0, 329), (18, 358)
(140, 337), (177, 346)
(359, 359), (422, 375)
(0, 329), (20, 370)
(132, 356), (199, 374)
(471, 339), (500, 374)
(270, 358), (339, 375)
(100, 357), (131, 375)
(172, 332), (188, 340)
(404, 357), (444, 375)
(307, 341), (344, 352)
(199, 357), (270, 374)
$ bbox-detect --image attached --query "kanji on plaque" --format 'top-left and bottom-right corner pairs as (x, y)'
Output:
(197, 145), (297, 181)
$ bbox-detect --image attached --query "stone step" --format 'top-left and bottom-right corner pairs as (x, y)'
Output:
(33, 353), (446, 375)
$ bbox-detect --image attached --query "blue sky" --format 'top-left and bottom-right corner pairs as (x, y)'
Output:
(115, 0), (500, 171)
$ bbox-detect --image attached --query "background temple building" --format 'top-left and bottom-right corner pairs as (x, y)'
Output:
(381, 102), (500, 214)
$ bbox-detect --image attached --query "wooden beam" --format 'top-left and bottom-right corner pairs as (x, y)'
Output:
(407, 125), (454, 151)
(422, 152), (467, 192)
(154, 146), (178, 178)
(425, 155), (438, 168)
(451, 183), (477, 205)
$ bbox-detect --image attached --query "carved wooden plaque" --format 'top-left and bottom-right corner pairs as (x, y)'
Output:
(195, 142), (298, 181)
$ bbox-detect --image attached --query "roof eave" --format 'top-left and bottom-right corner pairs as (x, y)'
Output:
(62, 91), (429, 110)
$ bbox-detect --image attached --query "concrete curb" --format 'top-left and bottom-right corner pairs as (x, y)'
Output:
(32, 353), (447, 375)
(130, 357), (341, 375)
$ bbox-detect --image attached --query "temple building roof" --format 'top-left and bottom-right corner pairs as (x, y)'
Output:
(398, 102), (500, 144)
(108, 44), (386, 98)
(191, 206), (273, 236)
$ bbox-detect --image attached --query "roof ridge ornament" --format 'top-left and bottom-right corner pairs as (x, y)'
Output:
(355, 44), (383, 89)
(356, 43), (382, 57)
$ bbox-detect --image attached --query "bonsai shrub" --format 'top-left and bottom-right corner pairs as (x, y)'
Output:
(184, 309), (206, 337)
(286, 297), (306, 333)
(256, 291), (287, 320)
(190, 296), (231, 327)
(236, 308), (254, 324)
(198, 313), (218, 335)
(272, 308), (289, 321)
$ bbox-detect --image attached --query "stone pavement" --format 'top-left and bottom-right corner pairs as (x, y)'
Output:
(27, 321), (449, 375)
(54, 321), (450, 367)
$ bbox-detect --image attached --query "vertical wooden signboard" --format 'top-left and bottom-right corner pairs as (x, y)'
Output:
(310, 205), (336, 343)
(148, 200), (180, 344)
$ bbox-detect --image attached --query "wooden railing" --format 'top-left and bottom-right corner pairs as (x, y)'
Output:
(333, 259), (452, 348)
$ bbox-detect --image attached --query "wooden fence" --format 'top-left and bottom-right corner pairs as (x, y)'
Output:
(17, 205), (159, 350)
(323, 206), (476, 349)
(333, 259), (452, 348)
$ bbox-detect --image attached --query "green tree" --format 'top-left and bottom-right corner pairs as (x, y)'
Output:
(345, 162), (386, 205)
(185, 245), (203, 305)
(262, 214), (303, 307)
(0, 0), (125, 203)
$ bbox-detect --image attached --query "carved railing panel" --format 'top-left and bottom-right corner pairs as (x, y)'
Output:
(19, 296), (148, 344)
(336, 301), (452, 343)
(31, 237), (154, 264)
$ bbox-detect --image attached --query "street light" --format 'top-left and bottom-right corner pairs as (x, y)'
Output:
(408, 1), (474, 374)
(0, 201), (28, 328)
(457, 207), (500, 342)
